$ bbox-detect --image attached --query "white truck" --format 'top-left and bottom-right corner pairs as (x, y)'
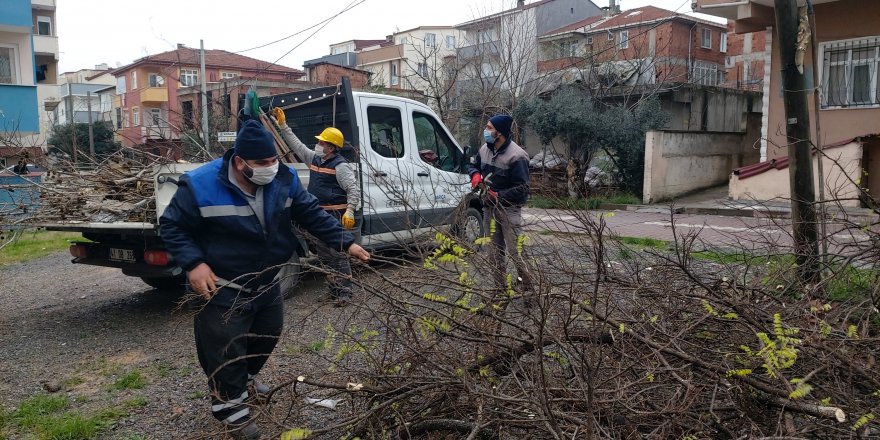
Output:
(44, 79), (485, 293)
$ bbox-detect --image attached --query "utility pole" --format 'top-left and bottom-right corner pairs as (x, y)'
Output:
(67, 81), (77, 165)
(773, 0), (820, 283)
(200, 39), (210, 151)
(86, 90), (95, 157)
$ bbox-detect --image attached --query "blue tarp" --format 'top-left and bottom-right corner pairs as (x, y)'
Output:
(0, 173), (43, 219)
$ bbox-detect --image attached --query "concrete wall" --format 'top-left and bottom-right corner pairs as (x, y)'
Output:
(729, 141), (864, 207)
(643, 129), (761, 203)
(536, 0), (602, 35)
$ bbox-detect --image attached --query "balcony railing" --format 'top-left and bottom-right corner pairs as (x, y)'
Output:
(140, 87), (168, 105)
(141, 125), (172, 140)
(32, 35), (58, 57)
(458, 40), (501, 60)
(358, 44), (403, 65)
(30, 0), (56, 10)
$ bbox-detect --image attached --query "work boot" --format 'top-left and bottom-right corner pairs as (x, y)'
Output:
(247, 377), (271, 403)
(227, 419), (260, 440)
(333, 294), (352, 308)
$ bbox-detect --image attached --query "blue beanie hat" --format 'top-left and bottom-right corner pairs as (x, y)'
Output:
(234, 120), (276, 160)
(489, 114), (513, 138)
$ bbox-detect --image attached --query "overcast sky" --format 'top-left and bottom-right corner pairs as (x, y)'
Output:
(56, 0), (724, 74)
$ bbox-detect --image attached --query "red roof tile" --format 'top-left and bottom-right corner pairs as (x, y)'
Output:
(542, 6), (725, 38)
(734, 134), (878, 180)
(113, 47), (303, 76)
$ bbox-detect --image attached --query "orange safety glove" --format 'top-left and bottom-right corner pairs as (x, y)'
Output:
(271, 107), (286, 126)
(342, 209), (356, 229)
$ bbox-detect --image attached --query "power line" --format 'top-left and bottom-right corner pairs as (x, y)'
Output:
(232, 0), (366, 54)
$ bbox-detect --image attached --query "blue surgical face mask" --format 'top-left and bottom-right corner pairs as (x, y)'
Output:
(483, 129), (495, 144)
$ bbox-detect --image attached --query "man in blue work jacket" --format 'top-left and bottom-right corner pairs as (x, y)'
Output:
(160, 119), (370, 439)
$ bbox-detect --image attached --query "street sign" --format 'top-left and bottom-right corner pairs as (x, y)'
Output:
(217, 131), (236, 142)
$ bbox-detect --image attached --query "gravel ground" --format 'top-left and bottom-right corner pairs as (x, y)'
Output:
(0, 250), (386, 439)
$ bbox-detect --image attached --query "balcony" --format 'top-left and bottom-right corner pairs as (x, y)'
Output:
(358, 44), (403, 66)
(457, 40), (501, 60)
(32, 35), (58, 58)
(30, 0), (56, 10)
(141, 125), (172, 140)
(140, 87), (168, 105)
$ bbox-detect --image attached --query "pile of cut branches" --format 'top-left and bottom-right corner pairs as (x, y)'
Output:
(261, 208), (879, 439)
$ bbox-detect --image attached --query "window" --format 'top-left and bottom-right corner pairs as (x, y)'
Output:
(413, 111), (462, 172)
(367, 106), (405, 159)
(37, 16), (52, 36)
(0, 44), (18, 84)
(720, 32), (728, 53)
(180, 69), (199, 87)
(416, 63), (428, 76)
(122, 108), (130, 128)
(481, 62), (495, 78)
(446, 35), (456, 50)
(701, 28), (712, 49)
(181, 100), (194, 130)
(619, 30), (629, 49)
(398, 36), (408, 45)
(222, 94), (232, 115)
(390, 64), (399, 86)
(149, 108), (162, 126)
(425, 33), (436, 48)
(477, 28), (497, 44)
(821, 38), (880, 108)
(130, 71), (137, 89)
(131, 107), (140, 126)
(116, 75), (126, 94)
(115, 108), (122, 129)
(148, 73), (163, 87)
(608, 31), (615, 42)
(586, 36), (593, 45)
(692, 61), (721, 86)
(557, 41), (577, 58)
(221, 71), (239, 79)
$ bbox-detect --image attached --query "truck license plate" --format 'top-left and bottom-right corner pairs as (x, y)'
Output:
(109, 248), (135, 263)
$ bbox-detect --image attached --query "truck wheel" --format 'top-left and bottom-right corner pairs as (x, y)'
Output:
(453, 207), (484, 245)
(140, 276), (185, 292)
(278, 259), (302, 300)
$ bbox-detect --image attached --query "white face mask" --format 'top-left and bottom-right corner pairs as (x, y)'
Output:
(314, 144), (325, 155)
(244, 161), (279, 186)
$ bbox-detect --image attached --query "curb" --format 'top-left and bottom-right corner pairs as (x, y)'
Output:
(597, 203), (876, 221)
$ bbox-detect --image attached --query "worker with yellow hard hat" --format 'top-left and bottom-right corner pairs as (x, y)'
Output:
(271, 107), (362, 306)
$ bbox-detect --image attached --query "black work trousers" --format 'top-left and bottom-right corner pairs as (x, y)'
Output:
(313, 209), (360, 299)
(194, 288), (283, 424)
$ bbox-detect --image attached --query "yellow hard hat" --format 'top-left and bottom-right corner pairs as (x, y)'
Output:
(315, 127), (344, 148)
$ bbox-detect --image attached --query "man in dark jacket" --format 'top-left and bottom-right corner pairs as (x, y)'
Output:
(467, 114), (534, 294)
(160, 120), (369, 438)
